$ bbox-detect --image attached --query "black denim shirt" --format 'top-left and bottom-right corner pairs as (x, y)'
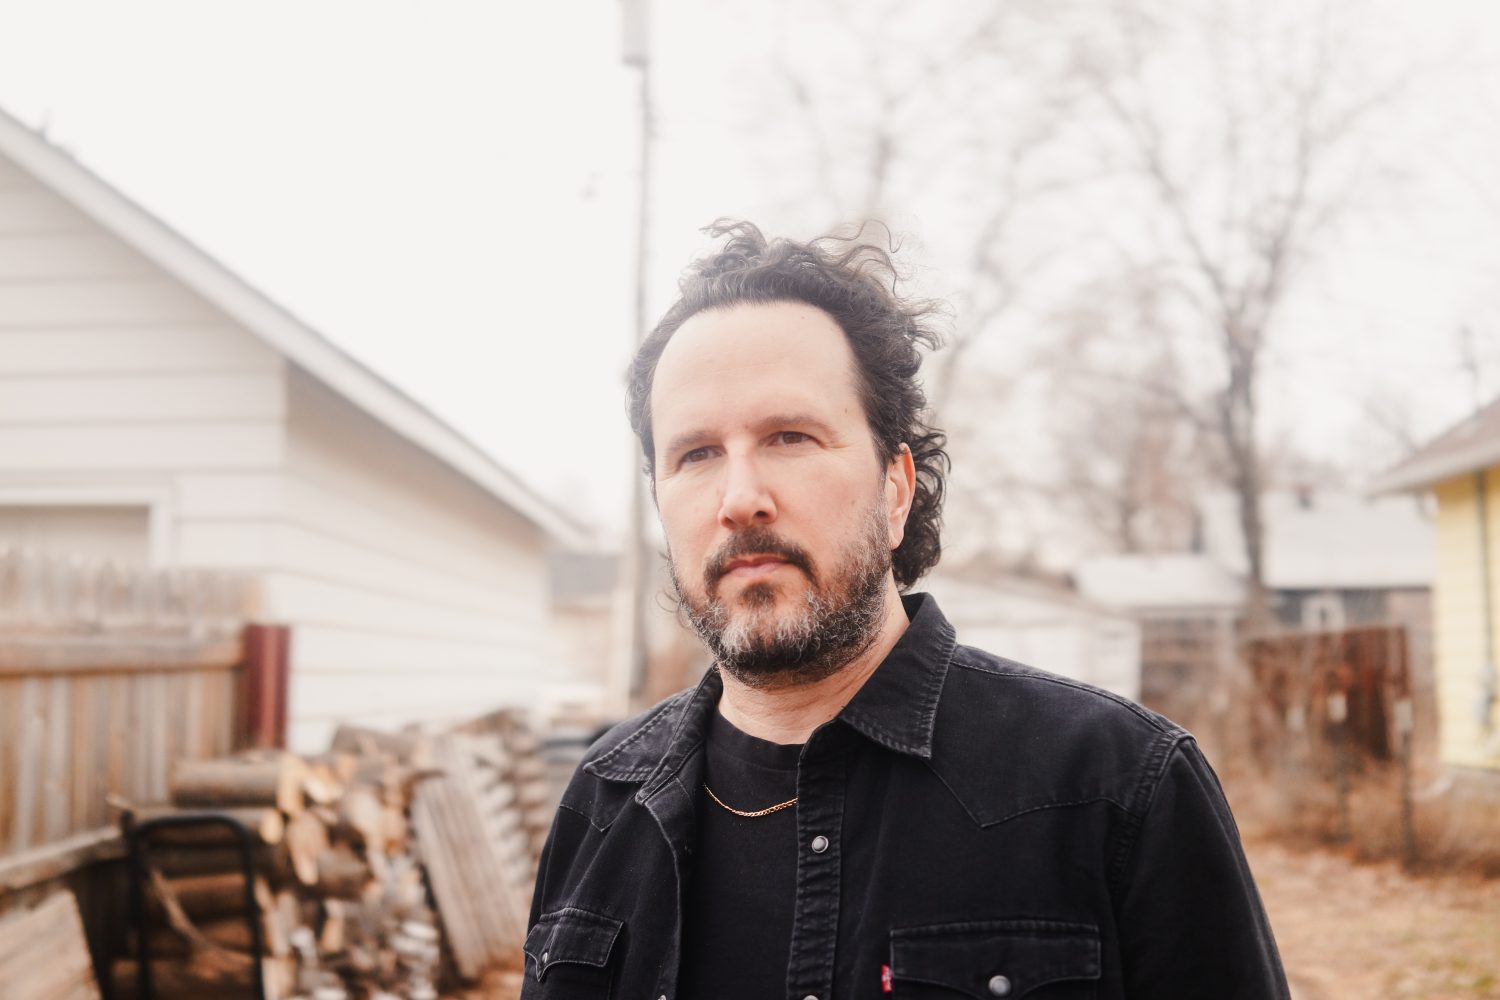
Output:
(524, 594), (1289, 999)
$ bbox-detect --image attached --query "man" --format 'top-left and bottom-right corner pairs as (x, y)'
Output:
(523, 221), (1288, 999)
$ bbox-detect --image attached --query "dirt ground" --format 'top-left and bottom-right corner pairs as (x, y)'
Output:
(1246, 837), (1500, 999)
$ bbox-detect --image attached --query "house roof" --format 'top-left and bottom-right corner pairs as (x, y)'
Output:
(1370, 394), (1500, 494)
(0, 105), (588, 548)
(1197, 489), (1433, 590)
(1074, 553), (1246, 612)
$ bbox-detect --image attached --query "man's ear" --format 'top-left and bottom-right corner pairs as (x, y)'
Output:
(885, 444), (917, 549)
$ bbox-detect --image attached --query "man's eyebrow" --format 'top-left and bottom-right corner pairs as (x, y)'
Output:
(754, 413), (838, 438)
(662, 428), (714, 460)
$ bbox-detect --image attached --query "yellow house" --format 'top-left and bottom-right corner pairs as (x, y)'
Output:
(1375, 399), (1500, 771)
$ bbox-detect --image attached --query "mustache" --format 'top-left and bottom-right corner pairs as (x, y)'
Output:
(705, 527), (816, 591)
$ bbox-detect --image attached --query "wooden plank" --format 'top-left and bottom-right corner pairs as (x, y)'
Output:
(0, 889), (103, 1000)
(43, 677), (70, 839)
(69, 674), (92, 834)
(105, 674), (127, 808)
(0, 680), (17, 853)
(184, 670), (206, 760)
(86, 676), (111, 831)
(209, 669), (234, 758)
(129, 671), (148, 809)
(15, 677), (42, 853)
(0, 826), (123, 894)
(0, 636), (241, 675)
(411, 734), (529, 980)
(164, 673), (185, 790)
(149, 673), (168, 804)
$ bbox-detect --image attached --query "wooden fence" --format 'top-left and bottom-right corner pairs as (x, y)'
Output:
(0, 548), (264, 886)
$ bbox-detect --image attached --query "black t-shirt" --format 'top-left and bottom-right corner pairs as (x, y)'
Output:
(678, 708), (802, 1000)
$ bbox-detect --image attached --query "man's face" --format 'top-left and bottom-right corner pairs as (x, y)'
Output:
(649, 300), (912, 687)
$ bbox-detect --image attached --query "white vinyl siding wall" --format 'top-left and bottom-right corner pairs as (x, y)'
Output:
(0, 152), (287, 574)
(1, 150), (560, 752)
(278, 369), (551, 749)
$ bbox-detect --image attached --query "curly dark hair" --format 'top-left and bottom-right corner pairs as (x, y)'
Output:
(626, 219), (949, 590)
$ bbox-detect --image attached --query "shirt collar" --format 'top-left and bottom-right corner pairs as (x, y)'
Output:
(585, 592), (957, 784)
(835, 591), (955, 761)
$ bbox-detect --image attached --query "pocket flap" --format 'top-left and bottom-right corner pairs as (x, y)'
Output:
(891, 920), (1100, 999)
(524, 907), (624, 980)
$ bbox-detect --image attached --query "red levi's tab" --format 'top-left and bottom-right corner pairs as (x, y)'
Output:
(881, 963), (893, 993)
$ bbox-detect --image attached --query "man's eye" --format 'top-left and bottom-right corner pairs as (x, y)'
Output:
(681, 446), (715, 465)
(774, 431), (810, 446)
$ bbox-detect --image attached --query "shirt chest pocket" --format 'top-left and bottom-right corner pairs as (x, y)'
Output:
(889, 920), (1101, 999)
(523, 907), (624, 998)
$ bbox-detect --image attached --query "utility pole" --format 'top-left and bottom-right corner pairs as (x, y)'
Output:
(620, 0), (653, 713)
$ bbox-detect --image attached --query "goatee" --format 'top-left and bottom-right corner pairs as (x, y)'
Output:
(671, 503), (892, 689)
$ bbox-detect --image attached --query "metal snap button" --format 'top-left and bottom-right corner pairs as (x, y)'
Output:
(810, 835), (829, 853)
(540, 950), (549, 964)
(987, 974), (1012, 996)
(802, 995), (819, 1000)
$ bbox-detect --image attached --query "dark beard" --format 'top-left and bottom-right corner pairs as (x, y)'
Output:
(671, 504), (892, 689)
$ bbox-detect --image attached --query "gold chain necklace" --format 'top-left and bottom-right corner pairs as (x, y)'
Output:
(703, 783), (798, 818)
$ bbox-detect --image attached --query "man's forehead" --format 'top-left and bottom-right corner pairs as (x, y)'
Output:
(652, 300), (857, 391)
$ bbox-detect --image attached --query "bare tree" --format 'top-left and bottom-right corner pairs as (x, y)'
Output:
(732, 0), (1413, 585)
(1067, 0), (1412, 617)
(1042, 278), (1208, 554)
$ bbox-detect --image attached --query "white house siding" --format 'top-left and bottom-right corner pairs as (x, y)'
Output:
(277, 369), (551, 749)
(1, 147), (562, 751)
(925, 576), (1142, 701)
(0, 152), (287, 574)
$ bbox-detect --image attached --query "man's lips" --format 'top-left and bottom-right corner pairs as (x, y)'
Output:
(720, 556), (794, 582)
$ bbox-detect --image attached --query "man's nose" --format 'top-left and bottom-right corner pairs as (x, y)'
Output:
(717, 454), (777, 529)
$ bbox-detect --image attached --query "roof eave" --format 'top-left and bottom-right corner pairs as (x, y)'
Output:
(1368, 438), (1500, 496)
(0, 107), (590, 550)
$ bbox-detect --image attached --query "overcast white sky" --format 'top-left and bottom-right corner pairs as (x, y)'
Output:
(2, 0), (1498, 550)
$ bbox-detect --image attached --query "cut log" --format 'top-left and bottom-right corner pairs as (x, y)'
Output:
(144, 842), (295, 882)
(318, 899), (347, 955)
(332, 784), (384, 848)
(303, 762), (343, 806)
(170, 755), (306, 815)
(331, 724), (431, 766)
(381, 805), (409, 853)
(108, 956), (293, 1000)
(144, 872), (268, 922)
(269, 890), (299, 958)
(127, 805), (286, 846)
(315, 845), (371, 899)
(284, 810), (330, 886)
(322, 751), (360, 782)
(0, 891), (102, 1000)
(143, 916), (256, 957)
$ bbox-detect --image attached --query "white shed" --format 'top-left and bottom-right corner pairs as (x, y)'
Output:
(0, 106), (590, 750)
(923, 571), (1142, 701)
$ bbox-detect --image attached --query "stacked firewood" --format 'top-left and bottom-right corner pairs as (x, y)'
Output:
(110, 740), (452, 999)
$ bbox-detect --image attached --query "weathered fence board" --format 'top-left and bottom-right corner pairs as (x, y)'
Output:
(0, 548), (258, 866)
